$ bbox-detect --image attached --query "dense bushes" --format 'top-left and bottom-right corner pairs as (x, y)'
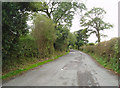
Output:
(81, 37), (120, 73)
(2, 34), (39, 73)
(19, 35), (39, 58)
(82, 38), (119, 58)
(32, 14), (56, 58)
(2, 2), (30, 60)
(54, 25), (70, 51)
(88, 43), (95, 46)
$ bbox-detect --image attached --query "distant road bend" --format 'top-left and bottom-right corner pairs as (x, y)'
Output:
(3, 50), (118, 86)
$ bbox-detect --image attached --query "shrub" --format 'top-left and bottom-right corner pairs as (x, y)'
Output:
(3, 34), (39, 73)
(32, 14), (56, 58)
(82, 45), (95, 53)
(18, 34), (39, 58)
(82, 38), (119, 58)
(88, 43), (95, 46)
(81, 37), (120, 73)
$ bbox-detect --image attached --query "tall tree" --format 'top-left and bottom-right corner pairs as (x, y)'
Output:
(80, 7), (113, 43)
(32, 14), (56, 57)
(2, 2), (40, 60)
(68, 32), (77, 49)
(30, 2), (86, 27)
(2, 2), (29, 60)
(75, 30), (88, 49)
(30, 2), (86, 51)
(54, 25), (70, 51)
(52, 2), (86, 27)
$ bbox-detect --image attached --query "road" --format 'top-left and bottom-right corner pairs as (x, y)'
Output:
(3, 50), (118, 86)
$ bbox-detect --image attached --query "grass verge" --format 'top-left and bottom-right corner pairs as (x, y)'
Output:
(2, 51), (69, 80)
(86, 52), (119, 75)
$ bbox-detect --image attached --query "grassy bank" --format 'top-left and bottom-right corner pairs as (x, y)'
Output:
(80, 37), (120, 74)
(87, 52), (119, 74)
(2, 51), (69, 80)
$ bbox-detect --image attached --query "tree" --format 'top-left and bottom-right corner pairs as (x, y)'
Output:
(54, 25), (70, 51)
(80, 7), (113, 43)
(29, 2), (86, 27)
(2, 2), (43, 60)
(52, 2), (85, 27)
(32, 14), (56, 57)
(2, 2), (87, 60)
(51, 2), (86, 51)
(75, 30), (88, 49)
(68, 32), (77, 49)
(29, 2), (87, 51)
(2, 2), (29, 60)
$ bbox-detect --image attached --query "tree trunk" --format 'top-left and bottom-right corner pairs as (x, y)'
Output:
(97, 30), (100, 43)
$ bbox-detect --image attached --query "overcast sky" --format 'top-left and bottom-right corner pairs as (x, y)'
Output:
(70, 0), (119, 43)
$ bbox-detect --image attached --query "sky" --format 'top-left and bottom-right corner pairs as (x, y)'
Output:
(70, 0), (119, 43)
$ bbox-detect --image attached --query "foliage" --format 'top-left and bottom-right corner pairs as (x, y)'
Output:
(2, 34), (39, 74)
(2, 2), (87, 78)
(54, 25), (70, 51)
(88, 43), (95, 46)
(2, 51), (69, 80)
(90, 53), (119, 73)
(82, 38), (119, 58)
(29, 2), (87, 51)
(68, 32), (77, 49)
(81, 37), (120, 73)
(18, 34), (39, 58)
(32, 14), (56, 58)
(2, 2), (50, 60)
(74, 30), (89, 49)
(80, 7), (113, 43)
(29, 2), (86, 27)
(2, 2), (29, 60)
(53, 2), (80, 27)
(2, 2), (85, 74)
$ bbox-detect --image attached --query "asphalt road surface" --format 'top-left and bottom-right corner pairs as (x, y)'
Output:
(3, 50), (118, 86)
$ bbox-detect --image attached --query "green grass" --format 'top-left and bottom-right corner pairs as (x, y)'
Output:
(1, 51), (69, 80)
(88, 52), (119, 74)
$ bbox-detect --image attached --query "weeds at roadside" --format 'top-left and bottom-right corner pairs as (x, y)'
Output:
(2, 51), (69, 80)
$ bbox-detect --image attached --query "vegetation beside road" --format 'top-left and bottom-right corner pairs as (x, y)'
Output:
(80, 38), (120, 74)
(2, 2), (119, 80)
(2, 51), (69, 80)
(2, 2), (83, 77)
